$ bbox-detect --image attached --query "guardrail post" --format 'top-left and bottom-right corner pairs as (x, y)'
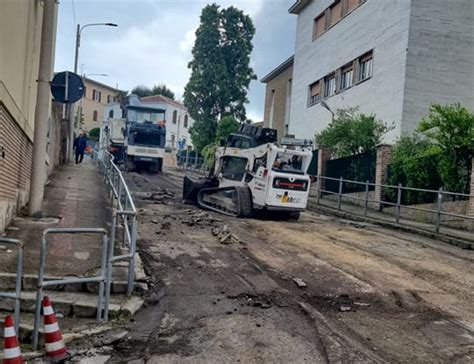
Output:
(337, 176), (343, 211)
(364, 180), (369, 217)
(436, 188), (443, 234)
(316, 175), (321, 204)
(127, 214), (138, 296)
(395, 183), (402, 224)
(104, 213), (117, 321)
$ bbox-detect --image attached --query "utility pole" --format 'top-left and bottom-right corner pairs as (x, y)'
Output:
(67, 22), (117, 161)
(28, 0), (58, 217)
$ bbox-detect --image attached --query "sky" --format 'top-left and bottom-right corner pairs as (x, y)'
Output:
(54, 0), (297, 122)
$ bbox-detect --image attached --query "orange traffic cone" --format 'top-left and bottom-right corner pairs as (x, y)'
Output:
(3, 315), (23, 364)
(42, 296), (68, 362)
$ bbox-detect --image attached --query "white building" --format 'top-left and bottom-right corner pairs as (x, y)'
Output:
(104, 94), (194, 150)
(288, 0), (474, 143)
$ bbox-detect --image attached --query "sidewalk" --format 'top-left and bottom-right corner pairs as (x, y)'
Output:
(0, 158), (109, 276)
(308, 195), (474, 249)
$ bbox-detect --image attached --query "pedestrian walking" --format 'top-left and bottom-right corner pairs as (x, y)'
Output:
(73, 132), (88, 165)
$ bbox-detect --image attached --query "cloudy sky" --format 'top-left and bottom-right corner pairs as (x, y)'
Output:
(54, 0), (297, 122)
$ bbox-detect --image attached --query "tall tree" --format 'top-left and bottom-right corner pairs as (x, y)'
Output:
(184, 3), (256, 153)
(131, 84), (175, 100)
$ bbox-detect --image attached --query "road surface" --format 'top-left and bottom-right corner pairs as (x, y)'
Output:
(106, 168), (474, 363)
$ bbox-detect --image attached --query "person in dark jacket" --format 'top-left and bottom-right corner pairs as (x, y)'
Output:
(73, 133), (88, 165)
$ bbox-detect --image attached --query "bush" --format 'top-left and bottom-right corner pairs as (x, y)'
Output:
(89, 128), (100, 141)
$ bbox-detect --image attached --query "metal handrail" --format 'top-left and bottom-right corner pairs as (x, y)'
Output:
(0, 238), (23, 333)
(314, 175), (474, 234)
(97, 150), (138, 303)
(32, 228), (108, 351)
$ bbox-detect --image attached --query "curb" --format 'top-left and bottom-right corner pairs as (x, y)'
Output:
(308, 203), (474, 250)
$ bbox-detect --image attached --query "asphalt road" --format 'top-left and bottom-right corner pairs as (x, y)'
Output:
(106, 168), (474, 363)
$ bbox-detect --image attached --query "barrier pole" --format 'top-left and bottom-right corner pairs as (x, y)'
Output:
(364, 180), (369, 217)
(396, 183), (402, 224)
(436, 188), (443, 234)
(337, 176), (343, 211)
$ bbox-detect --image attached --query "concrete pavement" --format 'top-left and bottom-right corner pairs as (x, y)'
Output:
(0, 158), (109, 276)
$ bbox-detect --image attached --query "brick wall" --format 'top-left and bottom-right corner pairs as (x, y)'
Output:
(374, 144), (392, 210)
(0, 102), (33, 231)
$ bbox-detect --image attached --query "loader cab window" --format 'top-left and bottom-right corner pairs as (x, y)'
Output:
(221, 156), (247, 181)
(252, 153), (267, 173)
(272, 152), (304, 174)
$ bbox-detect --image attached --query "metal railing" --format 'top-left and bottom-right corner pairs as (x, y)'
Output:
(177, 155), (210, 175)
(32, 228), (108, 350)
(312, 175), (474, 234)
(97, 150), (138, 318)
(0, 238), (23, 333)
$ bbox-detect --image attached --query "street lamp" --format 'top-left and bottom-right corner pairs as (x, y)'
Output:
(68, 22), (118, 160)
(320, 100), (334, 120)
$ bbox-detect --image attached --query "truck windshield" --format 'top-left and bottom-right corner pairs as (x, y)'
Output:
(272, 152), (305, 174)
(129, 131), (165, 147)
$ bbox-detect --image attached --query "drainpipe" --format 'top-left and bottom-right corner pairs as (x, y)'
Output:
(28, 0), (58, 217)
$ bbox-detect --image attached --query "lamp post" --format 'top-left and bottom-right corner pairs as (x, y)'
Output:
(68, 22), (117, 160)
(320, 100), (334, 120)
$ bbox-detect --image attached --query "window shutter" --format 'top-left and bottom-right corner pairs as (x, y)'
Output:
(335, 69), (342, 93)
(341, 0), (349, 16)
(324, 9), (331, 30)
(353, 59), (360, 84)
(320, 78), (326, 99)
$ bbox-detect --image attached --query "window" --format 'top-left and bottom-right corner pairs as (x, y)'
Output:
(359, 52), (373, 81)
(221, 156), (248, 181)
(341, 64), (354, 90)
(308, 81), (321, 106)
(93, 110), (98, 121)
(330, 1), (342, 26)
(184, 115), (188, 128)
(109, 110), (114, 118)
(171, 134), (176, 147)
(313, 0), (365, 40)
(324, 75), (336, 98)
(107, 95), (112, 103)
(92, 89), (102, 102)
(313, 14), (325, 39)
(172, 110), (177, 124)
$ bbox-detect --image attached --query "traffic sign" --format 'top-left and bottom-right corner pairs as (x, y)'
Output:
(50, 71), (84, 104)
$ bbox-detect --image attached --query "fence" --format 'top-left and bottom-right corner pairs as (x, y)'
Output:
(325, 151), (376, 193)
(32, 228), (109, 350)
(313, 175), (474, 234)
(177, 154), (210, 175)
(97, 151), (138, 317)
(0, 238), (23, 333)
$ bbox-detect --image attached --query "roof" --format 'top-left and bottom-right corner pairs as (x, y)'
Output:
(260, 56), (294, 83)
(288, 0), (312, 14)
(140, 94), (185, 109)
(82, 76), (124, 93)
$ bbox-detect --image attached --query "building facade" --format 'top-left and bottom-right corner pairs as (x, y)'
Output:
(261, 56), (294, 142)
(75, 77), (119, 132)
(288, 0), (474, 143)
(0, 0), (58, 231)
(104, 94), (194, 150)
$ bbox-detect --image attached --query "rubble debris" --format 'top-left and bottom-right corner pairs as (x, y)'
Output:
(161, 222), (172, 230)
(339, 305), (352, 312)
(353, 301), (371, 307)
(292, 278), (307, 288)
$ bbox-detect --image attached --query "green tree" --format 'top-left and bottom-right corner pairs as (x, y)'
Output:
(131, 84), (175, 99)
(388, 135), (442, 203)
(315, 107), (392, 157)
(216, 116), (240, 142)
(185, 3), (256, 153)
(418, 103), (474, 193)
(203, 116), (240, 167)
(89, 127), (101, 141)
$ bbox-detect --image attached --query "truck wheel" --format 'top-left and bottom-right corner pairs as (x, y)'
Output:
(125, 157), (134, 172)
(236, 187), (253, 218)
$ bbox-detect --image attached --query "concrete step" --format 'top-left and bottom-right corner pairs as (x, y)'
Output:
(0, 290), (144, 319)
(0, 253), (149, 294)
